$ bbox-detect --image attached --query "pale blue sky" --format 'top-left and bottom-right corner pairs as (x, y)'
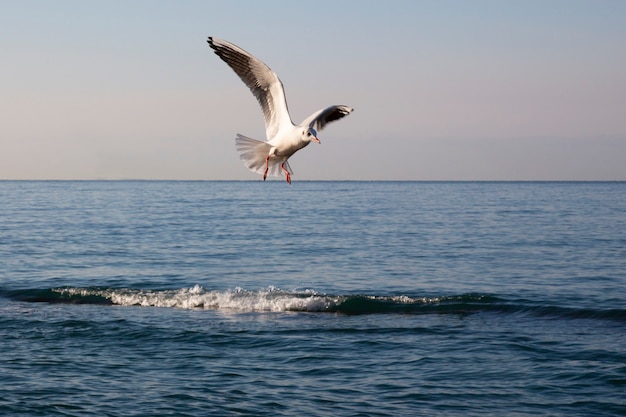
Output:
(1, 0), (625, 180)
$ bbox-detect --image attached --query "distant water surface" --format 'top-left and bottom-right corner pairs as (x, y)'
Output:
(1, 181), (625, 416)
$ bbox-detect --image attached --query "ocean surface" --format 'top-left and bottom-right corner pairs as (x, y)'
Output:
(1, 180), (625, 416)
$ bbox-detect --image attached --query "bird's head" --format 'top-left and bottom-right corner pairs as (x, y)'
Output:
(303, 127), (320, 144)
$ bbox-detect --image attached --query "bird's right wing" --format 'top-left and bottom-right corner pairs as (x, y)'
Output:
(207, 37), (292, 140)
(300, 105), (354, 132)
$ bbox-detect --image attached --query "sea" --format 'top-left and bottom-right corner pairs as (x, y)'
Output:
(0, 180), (624, 416)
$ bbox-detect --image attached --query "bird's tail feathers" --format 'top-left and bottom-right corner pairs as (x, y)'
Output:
(235, 134), (293, 178)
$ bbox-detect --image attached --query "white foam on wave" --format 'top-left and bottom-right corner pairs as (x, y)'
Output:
(51, 286), (447, 312)
(54, 285), (342, 312)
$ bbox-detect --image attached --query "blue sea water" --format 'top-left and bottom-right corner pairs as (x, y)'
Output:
(0, 180), (625, 416)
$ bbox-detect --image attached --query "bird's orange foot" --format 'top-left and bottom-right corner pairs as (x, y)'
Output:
(263, 155), (270, 181)
(280, 162), (291, 184)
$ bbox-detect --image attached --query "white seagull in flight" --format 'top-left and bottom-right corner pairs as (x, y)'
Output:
(207, 37), (353, 184)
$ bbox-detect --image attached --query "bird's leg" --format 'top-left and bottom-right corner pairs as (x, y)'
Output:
(263, 148), (279, 181)
(263, 155), (270, 181)
(280, 163), (291, 184)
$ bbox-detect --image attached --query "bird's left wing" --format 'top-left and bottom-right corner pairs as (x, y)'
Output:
(300, 105), (354, 132)
(207, 37), (292, 140)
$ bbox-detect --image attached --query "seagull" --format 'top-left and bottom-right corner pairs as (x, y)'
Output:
(207, 37), (353, 184)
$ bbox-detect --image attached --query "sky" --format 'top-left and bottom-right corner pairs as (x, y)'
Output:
(1, 0), (625, 180)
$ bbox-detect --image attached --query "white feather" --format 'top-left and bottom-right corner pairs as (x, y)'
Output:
(235, 134), (292, 178)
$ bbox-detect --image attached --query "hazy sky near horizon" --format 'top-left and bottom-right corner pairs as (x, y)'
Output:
(1, 0), (625, 180)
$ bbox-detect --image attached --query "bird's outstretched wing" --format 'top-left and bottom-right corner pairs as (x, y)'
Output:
(207, 37), (292, 140)
(300, 105), (354, 132)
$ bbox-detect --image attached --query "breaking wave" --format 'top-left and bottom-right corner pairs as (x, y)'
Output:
(4, 285), (626, 320)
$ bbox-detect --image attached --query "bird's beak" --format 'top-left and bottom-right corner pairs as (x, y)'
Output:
(312, 137), (321, 144)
